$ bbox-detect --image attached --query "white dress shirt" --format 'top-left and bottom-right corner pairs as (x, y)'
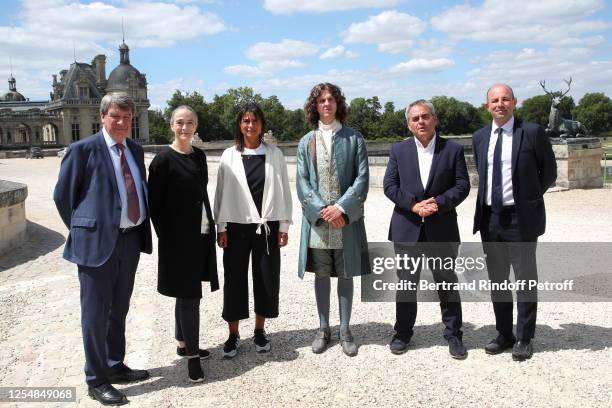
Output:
(414, 133), (437, 190)
(103, 128), (146, 227)
(318, 119), (345, 214)
(486, 117), (515, 206)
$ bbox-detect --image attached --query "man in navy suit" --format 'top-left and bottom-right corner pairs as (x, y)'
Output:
(383, 99), (470, 359)
(472, 84), (556, 361)
(54, 92), (152, 405)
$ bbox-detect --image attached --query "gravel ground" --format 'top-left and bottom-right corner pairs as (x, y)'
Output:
(0, 156), (611, 407)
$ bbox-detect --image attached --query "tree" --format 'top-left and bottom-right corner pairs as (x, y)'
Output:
(347, 96), (382, 139)
(379, 102), (407, 139)
(148, 109), (170, 143)
(517, 94), (574, 127)
(430, 96), (482, 135)
(280, 108), (310, 141)
(165, 90), (226, 140)
(574, 92), (612, 134)
(259, 95), (285, 139)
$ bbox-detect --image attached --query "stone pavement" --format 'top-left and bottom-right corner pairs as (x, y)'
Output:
(0, 156), (611, 407)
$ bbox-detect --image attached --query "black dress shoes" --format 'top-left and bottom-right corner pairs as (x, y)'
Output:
(448, 336), (468, 360)
(108, 365), (150, 384)
(484, 335), (516, 355)
(88, 383), (128, 406)
(512, 340), (533, 361)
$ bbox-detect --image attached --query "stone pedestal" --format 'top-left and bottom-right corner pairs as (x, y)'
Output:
(552, 137), (603, 189)
(0, 180), (28, 256)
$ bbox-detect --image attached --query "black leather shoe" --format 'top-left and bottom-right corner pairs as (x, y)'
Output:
(512, 340), (533, 361)
(108, 365), (150, 384)
(485, 335), (516, 355)
(88, 383), (128, 406)
(448, 336), (467, 360)
(389, 335), (409, 355)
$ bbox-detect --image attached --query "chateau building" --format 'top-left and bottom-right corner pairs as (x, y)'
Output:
(0, 41), (149, 148)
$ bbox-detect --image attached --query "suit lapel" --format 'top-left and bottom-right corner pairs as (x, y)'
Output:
(96, 132), (119, 196)
(511, 120), (523, 177)
(406, 138), (425, 195)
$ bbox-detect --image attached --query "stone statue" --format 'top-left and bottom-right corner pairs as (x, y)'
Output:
(539, 77), (588, 138)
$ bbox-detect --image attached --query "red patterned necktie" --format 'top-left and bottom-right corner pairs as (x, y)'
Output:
(116, 143), (140, 224)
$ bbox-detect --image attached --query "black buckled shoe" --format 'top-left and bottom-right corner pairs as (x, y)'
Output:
(512, 340), (533, 361)
(108, 365), (150, 384)
(88, 383), (128, 406)
(485, 335), (516, 355)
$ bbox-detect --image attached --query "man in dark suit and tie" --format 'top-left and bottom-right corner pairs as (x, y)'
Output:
(54, 92), (153, 405)
(472, 84), (556, 361)
(383, 99), (470, 359)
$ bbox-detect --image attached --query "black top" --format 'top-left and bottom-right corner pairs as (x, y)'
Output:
(148, 146), (219, 298)
(242, 154), (265, 216)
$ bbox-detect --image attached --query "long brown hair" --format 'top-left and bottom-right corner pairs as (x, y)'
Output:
(304, 82), (347, 127)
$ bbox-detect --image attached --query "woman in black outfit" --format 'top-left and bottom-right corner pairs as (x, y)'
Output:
(214, 103), (292, 358)
(148, 105), (219, 382)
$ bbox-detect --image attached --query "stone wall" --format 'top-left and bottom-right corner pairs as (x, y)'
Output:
(0, 180), (28, 256)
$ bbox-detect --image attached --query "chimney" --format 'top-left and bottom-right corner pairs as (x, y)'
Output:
(93, 54), (107, 87)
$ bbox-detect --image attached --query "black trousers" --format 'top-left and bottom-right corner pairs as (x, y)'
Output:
(78, 229), (141, 386)
(222, 222), (280, 322)
(175, 298), (201, 356)
(394, 229), (463, 341)
(481, 206), (538, 341)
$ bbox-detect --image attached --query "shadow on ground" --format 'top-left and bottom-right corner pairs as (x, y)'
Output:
(0, 220), (65, 272)
(120, 320), (612, 396)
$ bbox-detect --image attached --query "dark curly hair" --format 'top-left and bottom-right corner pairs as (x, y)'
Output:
(234, 101), (266, 151)
(304, 82), (347, 127)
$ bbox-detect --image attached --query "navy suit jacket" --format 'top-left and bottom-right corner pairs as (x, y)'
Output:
(384, 136), (470, 243)
(472, 119), (557, 239)
(54, 132), (153, 267)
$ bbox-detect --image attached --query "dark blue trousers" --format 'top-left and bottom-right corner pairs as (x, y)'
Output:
(480, 206), (538, 341)
(78, 229), (141, 386)
(394, 229), (463, 342)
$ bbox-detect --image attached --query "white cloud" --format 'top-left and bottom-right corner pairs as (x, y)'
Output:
(467, 46), (612, 104)
(320, 45), (358, 60)
(224, 59), (305, 77)
(225, 39), (318, 77)
(0, 0), (228, 102)
(263, 0), (401, 15)
(147, 77), (207, 110)
(389, 58), (455, 74)
(342, 11), (426, 54)
(246, 39), (319, 61)
(431, 0), (609, 43)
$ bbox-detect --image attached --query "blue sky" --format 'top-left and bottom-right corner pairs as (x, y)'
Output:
(1, 0), (611, 111)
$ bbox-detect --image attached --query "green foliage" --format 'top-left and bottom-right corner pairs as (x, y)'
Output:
(574, 92), (612, 134)
(148, 109), (170, 143)
(379, 102), (408, 139)
(346, 96), (382, 139)
(430, 96), (484, 135)
(516, 94), (574, 127)
(157, 87), (581, 141)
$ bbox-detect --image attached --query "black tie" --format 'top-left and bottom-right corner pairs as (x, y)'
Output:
(491, 127), (503, 212)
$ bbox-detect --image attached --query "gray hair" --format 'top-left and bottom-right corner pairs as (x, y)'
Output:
(170, 105), (198, 125)
(100, 92), (135, 115)
(405, 99), (436, 121)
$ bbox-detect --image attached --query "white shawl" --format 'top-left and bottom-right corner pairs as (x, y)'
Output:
(214, 142), (293, 234)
